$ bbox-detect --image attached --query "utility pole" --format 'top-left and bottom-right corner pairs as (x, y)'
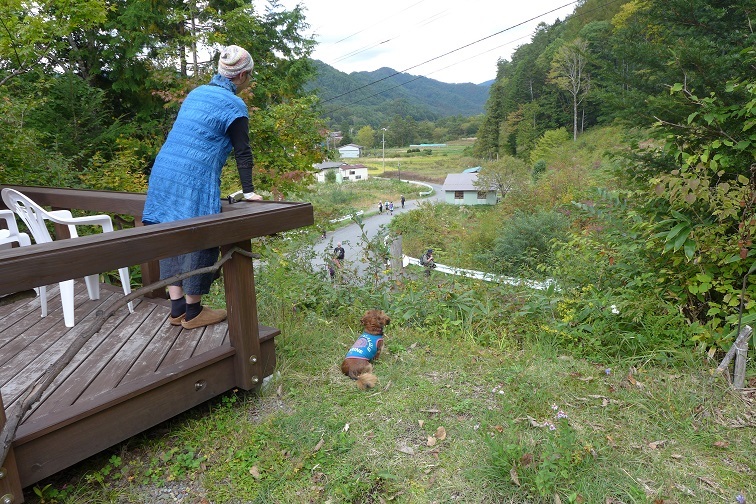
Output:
(382, 128), (387, 175)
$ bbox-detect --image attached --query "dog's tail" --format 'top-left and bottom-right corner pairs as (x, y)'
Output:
(356, 373), (378, 390)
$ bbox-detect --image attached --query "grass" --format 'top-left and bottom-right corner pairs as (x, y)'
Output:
(22, 129), (756, 503)
(28, 312), (755, 503)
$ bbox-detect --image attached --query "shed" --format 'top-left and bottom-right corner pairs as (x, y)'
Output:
(338, 144), (363, 159)
(442, 172), (497, 205)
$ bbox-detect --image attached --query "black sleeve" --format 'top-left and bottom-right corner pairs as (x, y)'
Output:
(228, 116), (254, 193)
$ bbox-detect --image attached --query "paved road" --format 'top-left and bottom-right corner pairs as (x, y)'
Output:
(314, 180), (443, 276)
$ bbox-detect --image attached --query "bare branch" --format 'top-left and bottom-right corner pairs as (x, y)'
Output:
(0, 246), (259, 464)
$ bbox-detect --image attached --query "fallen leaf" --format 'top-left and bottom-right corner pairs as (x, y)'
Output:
(435, 426), (447, 441)
(527, 416), (547, 428)
(493, 425), (504, 433)
(313, 438), (324, 452)
(713, 440), (729, 449)
(696, 476), (722, 491)
(343, 423), (350, 432)
(418, 420), (424, 428)
(520, 453), (534, 467)
(397, 446), (415, 455)
(276, 385), (283, 397)
(427, 436), (437, 447)
(648, 440), (666, 450)
(554, 493), (562, 504)
(249, 466), (261, 479)
(421, 409), (440, 414)
(671, 454), (683, 459)
(510, 467), (520, 486)
(674, 483), (695, 496)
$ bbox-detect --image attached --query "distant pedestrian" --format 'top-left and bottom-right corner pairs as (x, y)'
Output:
(333, 241), (345, 270)
(388, 201), (394, 215)
(400, 195), (405, 208)
(378, 201), (383, 214)
(420, 249), (436, 278)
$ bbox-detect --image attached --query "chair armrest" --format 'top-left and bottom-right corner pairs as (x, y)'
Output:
(45, 210), (115, 236)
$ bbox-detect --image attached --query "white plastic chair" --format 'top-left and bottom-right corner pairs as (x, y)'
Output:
(0, 209), (31, 249)
(1, 188), (134, 327)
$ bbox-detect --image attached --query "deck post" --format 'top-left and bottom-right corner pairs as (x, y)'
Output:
(221, 240), (263, 390)
(0, 393), (23, 503)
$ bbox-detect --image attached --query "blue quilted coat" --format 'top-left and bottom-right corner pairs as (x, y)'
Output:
(142, 75), (248, 224)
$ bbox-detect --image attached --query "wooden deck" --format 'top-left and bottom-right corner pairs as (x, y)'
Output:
(0, 281), (278, 488)
(0, 185), (314, 502)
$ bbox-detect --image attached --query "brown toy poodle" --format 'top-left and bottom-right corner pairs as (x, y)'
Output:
(341, 309), (390, 390)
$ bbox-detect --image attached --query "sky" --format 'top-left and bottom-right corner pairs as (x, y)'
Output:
(254, 0), (578, 85)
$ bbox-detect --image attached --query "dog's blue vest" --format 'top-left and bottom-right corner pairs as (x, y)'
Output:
(345, 332), (383, 361)
(142, 74), (248, 224)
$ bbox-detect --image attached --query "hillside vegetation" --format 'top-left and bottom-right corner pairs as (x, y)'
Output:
(1, 0), (755, 502)
(26, 129), (755, 503)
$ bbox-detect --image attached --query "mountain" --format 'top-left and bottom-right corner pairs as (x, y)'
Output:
(308, 60), (489, 128)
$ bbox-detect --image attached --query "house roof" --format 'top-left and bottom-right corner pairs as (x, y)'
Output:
(443, 172), (482, 191)
(340, 164), (367, 170)
(442, 172), (496, 192)
(338, 144), (363, 150)
(313, 161), (344, 171)
(462, 166), (482, 173)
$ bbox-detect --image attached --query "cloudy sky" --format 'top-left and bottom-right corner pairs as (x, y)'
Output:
(254, 0), (577, 84)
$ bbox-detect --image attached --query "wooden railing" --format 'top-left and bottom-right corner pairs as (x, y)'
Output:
(0, 185), (314, 389)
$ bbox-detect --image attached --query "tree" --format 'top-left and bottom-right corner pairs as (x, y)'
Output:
(475, 156), (530, 200)
(355, 125), (376, 149)
(0, 0), (108, 86)
(549, 38), (590, 141)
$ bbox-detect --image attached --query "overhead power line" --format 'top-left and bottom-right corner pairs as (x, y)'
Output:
(319, 0), (579, 106)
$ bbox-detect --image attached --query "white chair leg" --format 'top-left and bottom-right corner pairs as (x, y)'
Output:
(84, 274), (100, 300)
(60, 279), (76, 328)
(39, 285), (48, 317)
(118, 267), (134, 313)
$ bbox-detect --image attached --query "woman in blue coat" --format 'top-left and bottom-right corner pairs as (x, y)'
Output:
(142, 45), (262, 330)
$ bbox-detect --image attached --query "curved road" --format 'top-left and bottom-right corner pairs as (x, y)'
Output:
(314, 180), (443, 275)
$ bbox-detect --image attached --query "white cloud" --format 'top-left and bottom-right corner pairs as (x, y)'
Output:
(255, 0), (576, 84)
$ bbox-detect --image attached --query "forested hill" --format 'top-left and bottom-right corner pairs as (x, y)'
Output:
(308, 60), (490, 128)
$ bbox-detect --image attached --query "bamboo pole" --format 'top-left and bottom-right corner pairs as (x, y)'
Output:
(716, 325), (752, 389)
(733, 336), (749, 389)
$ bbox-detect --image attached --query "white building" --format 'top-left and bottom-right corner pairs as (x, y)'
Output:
(338, 144), (363, 159)
(314, 162), (369, 183)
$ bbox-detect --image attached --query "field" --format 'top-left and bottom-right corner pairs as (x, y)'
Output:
(22, 132), (756, 504)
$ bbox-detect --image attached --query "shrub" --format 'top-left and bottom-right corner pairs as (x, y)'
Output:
(487, 209), (570, 276)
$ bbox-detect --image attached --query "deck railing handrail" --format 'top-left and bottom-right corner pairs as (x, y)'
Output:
(0, 185), (313, 295)
(0, 184), (314, 395)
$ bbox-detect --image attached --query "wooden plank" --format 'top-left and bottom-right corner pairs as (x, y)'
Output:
(75, 305), (167, 401)
(0, 287), (56, 350)
(16, 313), (127, 420)
(159, 325), (206, 369)
(0, 185), (147, 216)
(119, 305), (182, 385)
(192, 321), (228, 357)
(0, 198), (314, 296)
(0, 283), (97, 368)
(32, 302), (151, 414)
(13, 349), (236, 487)
(0, 290), (121, 409)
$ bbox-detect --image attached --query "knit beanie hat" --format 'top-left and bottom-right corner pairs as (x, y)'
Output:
(218, 45), (254, 78)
